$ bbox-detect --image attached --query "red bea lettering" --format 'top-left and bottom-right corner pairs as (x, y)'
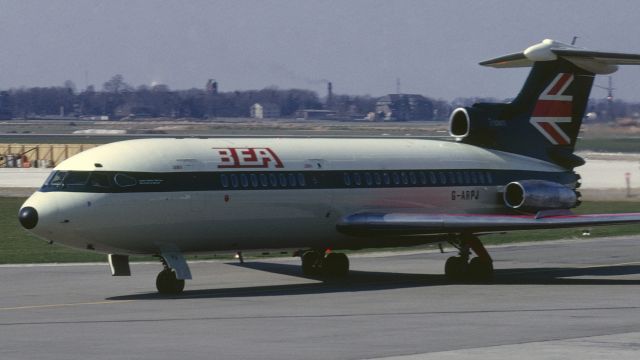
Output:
(215, 147), (284, 169)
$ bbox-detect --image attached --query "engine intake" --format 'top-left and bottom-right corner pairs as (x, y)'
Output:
(449, 108), (471, 138)
(448, 107), (495, 144)
(503, 180), (579, 211)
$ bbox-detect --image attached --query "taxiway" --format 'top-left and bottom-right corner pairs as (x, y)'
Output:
(1, 237), (639, 359)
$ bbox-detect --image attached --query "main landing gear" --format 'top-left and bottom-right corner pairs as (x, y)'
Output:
(301, 250), (350, 277)
(444, 234), (494, 282)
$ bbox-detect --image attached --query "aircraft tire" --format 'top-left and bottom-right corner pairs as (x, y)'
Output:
(324, 253), (349, 277)
(302, 251), (322, 276)
(468, 257), (494, 282)
(156, 269), (185, 294)
(444, 256), (467, 281)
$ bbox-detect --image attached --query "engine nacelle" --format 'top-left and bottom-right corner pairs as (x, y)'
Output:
(503, 180), (580, 211)
(448, 107), (493, 143)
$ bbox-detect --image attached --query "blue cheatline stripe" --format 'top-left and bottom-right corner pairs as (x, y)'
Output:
(38, 169), (579, 194)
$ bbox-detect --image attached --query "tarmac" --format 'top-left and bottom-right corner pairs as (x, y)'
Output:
(1, 237), (639, 359)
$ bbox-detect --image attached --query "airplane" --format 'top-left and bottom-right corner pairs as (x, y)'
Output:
(18, 39), (640, 294)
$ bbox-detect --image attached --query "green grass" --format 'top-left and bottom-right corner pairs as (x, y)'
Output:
(575, 138), (640, 153)
(481, 201), (640, 245)
(1, 197), (107, 263)
(1, 197), (639, 264)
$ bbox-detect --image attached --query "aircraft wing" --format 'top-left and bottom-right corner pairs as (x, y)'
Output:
(336, 211), (640, 237)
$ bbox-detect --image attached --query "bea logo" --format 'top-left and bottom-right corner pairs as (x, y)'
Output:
(215, 147), (284, 169)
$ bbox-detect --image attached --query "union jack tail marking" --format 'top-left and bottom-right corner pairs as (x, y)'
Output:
(529, 73), (574, 145)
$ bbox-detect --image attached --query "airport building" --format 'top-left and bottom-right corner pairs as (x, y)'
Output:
(250, 103), (281, 119)
(375, 94), (434, 121)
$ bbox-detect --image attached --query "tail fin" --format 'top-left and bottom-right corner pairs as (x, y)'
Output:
(449, 39), (640, 168)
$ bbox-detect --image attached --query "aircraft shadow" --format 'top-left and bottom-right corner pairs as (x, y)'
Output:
(107, 261), (640, 301)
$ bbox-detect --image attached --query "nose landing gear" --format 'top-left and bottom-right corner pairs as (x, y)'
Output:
(156, 268), (185, 294)
(155, 252), (192, 294)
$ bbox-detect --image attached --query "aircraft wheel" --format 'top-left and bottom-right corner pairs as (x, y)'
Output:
(324, 253), (349, 277)
(468, 257), (494, 282)
(301, 251), (322, 276)
(156, 269), (185, 294)
(444, 256), (467, 281)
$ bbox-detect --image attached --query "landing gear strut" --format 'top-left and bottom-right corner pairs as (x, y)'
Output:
(155, 257), (185, 294)
(444, 234), (493, 282)
(301, 250), (349, 277)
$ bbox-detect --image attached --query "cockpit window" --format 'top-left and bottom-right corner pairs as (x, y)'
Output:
(64, 171), (90, 186)
(114, 173), (137, 187)
(46, 171), (67, 186)
(89, 172), (111, 188)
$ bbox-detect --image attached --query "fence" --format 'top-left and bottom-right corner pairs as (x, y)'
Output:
(0, 144), (97, 168)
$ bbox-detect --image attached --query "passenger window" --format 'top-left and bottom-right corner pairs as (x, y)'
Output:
(250, 174), (258, 187)
(240, 174), (249, 188)
(114, 173), (137, 187)
(392, 172), (400, 185)
(463, 172), (470, 184)
(297, 173), (306, 187)
(365, 172), (373, 186)
(438, 172), (446, 185)
(471, 171), (478, 184)
(259, 174), (268, 187)
(269, 174), (278, 187)
(456, 172), (464, 185)
(409, 172), (417, 185)
(374, 173), (382, 185)
(221, 174), (229, 188)
(383, 173), (391, 185)
(429, 172), (437, 185)
(288, 173), (297, 187)
(278, 173), (287, 187)
(269, 173), (278, 187)
(401, 172), (409, 185)
(344, 173), (352, 186)
(419, 172), (426, 185)
(478, 172), (485, 185)
(486, 171), (493, 184)
(230, 174), (239, 188)
(353, 173), (361, 186)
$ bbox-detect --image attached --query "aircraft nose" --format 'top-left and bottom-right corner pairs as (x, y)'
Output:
(18, 206), (39, 230)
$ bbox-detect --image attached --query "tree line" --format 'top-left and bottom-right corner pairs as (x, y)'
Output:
(0, 75), (374, 120)
(0, 74), (638, 122)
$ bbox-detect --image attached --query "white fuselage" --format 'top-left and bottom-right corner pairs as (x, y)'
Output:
(21, 138), (573, 255)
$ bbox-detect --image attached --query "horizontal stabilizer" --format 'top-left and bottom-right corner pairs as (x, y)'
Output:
(480, 39), (640, 74)
(337, 211), (640, 237)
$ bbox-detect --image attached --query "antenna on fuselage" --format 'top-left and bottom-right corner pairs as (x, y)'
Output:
(571, 36), (579, 45)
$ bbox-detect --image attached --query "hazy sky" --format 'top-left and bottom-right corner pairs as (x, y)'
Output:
(2, 0), (640, 101)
